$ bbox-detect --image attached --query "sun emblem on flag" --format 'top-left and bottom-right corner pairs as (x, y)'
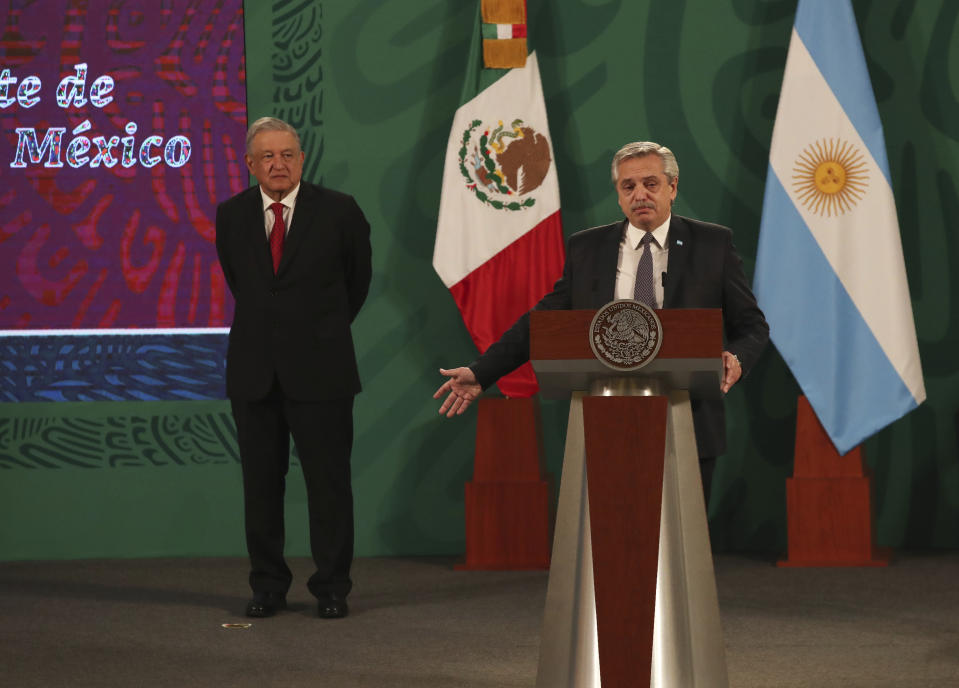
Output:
(792, 138), (869, 217)
(458, 118), (552, 211)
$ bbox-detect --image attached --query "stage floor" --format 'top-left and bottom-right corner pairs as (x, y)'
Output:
(2, 552), (958, 687)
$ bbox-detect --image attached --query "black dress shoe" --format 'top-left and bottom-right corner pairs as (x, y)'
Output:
(245, 591), (287, 618)
(317, 593), (348, 619)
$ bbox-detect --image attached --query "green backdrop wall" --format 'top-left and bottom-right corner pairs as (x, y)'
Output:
(2, 0), (958, 561)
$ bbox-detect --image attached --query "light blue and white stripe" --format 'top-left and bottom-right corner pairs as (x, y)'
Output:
(754, 0), (924, 454)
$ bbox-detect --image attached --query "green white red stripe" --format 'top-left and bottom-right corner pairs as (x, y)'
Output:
(482, 23), (527, 39)
(434, 47), (564, 398)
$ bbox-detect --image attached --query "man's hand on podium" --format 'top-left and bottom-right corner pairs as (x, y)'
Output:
(721, 351), (742, 394)
(434, 367), (482, 417)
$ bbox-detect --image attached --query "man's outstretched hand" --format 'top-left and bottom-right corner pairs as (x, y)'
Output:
(433, 367), (482, 417)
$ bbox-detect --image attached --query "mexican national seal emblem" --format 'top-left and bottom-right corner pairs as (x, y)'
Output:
(458, 118), (552, 211)
(589, 300), (663, 371)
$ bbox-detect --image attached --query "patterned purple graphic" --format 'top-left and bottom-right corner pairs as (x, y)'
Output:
(0, 0), (247, 330)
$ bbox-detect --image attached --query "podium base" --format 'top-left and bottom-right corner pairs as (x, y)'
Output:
(778, 547), (891, 568)
(536, 390), (728, 688)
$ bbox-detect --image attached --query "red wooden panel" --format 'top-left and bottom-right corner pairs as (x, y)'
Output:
(458, 397), (550, 570)
(530, 309), (722, 361)
(793, 395), (868, 477)
(473, 397), (545, 482)
(780, 477), (888, 567)
(779, 396), (888, 567)
(582, 395), (668, 688)
(459, 481), (550, 570)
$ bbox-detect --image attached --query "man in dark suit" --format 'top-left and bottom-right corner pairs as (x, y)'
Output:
(434, 141), (768, 497)
(216, 117), (371, 619)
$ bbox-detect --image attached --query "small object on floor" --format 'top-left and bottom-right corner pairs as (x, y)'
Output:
(221, 623), (253, 630)
(317, 593), (348, 619)
(245, 591), (287, 618)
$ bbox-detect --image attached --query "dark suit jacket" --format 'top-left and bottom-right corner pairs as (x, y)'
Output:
(215, 182), (372, 402)
(470, 215), (769, 457)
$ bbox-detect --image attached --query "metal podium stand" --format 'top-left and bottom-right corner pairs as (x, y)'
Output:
(530, 308), (729, 688)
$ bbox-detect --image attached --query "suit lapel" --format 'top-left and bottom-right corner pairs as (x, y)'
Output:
(243, 189), (275, 280)
(663, 215), (690, 307)
(277, 183), (317, 275)
(593, 221), (624, 306)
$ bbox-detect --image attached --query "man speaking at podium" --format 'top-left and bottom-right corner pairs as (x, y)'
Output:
(434, 141), (769, 500)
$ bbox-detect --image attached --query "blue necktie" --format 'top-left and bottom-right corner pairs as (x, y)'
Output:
(633, 232), (656, 308)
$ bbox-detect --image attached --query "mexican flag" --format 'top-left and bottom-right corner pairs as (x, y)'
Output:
(432, 0), (564, 398)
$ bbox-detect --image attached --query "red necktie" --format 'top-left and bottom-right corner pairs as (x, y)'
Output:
(269, 202), (285, 273)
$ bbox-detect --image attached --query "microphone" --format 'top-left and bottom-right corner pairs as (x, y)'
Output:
(661, 271), (668, 287)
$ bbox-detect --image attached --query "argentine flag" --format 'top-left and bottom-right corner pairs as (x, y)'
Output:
(753, 0), (925, 455)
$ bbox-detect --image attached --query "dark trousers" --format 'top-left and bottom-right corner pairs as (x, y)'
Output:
(230, 382), (355, 598)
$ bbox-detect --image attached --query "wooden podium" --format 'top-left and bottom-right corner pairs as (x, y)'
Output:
(531, 308), (729, 688)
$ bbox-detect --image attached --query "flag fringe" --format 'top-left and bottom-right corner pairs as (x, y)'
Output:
(481, 0), (525, 24)
(483, 38), (527, 68)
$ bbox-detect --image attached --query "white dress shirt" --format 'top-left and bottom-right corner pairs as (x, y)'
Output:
(614, 215), (670, 307)
(259, 183), (300, 240)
